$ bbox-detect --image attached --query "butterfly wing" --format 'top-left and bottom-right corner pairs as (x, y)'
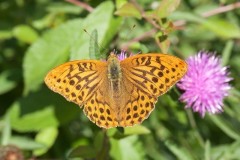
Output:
(119, 53), (188, 126)
(45, 60), (119, 128)
(84, 89), (119, 128)
(45, 53), (188, 128)
(118, 82), (157, 127)
(45, 60), (106, 106)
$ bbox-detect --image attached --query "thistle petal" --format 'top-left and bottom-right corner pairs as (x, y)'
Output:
(177, 51), (232, 117)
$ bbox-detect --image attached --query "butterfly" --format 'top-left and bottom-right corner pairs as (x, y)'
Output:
(44, 52), (187, 128)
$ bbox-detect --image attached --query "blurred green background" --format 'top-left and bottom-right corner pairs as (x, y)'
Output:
(0, 0), (240, 159)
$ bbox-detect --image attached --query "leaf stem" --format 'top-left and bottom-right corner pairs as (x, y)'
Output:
(121, 29), (157, 50)
(174, 2), (240, 27)
(96, 129), (110, 160)
(201, 2), (240, 17)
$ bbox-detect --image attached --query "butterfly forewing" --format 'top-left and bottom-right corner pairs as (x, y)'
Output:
(121, 54), (187, 97)
(44, 60), (107, 106)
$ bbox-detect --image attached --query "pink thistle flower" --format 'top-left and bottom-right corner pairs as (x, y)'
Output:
(177, 51), (232, 117)
(117, 50), (134, 61)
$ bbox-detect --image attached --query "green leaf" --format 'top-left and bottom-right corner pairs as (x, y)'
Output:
(1, 116), (11, 145)
(171, 12), (240, 39)
(165, 141), (192, 160)
(46, 2), (83, 14)
(67, 145), (97, 159)
(201, 18), (240, 39)
(23, 19), (83, 93)
(124, 125), (150, 135)
(156, 0), (180, 19)
(115, 0), (128, 9)
(32, 13), (58, 29)
(107, 128), (119, 137)
(114, 2), (142, 19)
(0, 69), (21, 95)
(211, 140), (240, 159)
(0, 30), (12, 40)
(110, 135), (145, 160)
(70, 1), (122, 60)
(13, 25), (39, 43)
(8, 136), (45, 150)
(89, 29), (100, 59)
(209, 115), (240, 140)
(222, 40), (233, 66)
(33, 127), (58, 156)
(6, 87), (79, 131)
(7, 104), (59, 132)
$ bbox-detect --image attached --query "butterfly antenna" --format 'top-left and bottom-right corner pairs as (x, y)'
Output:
(125, 24), (136, 40)
(131, 24), (136, 30)
(113, 48), (118, 55)
(110, 25), (136, 56)
(121, 24), (137, 51)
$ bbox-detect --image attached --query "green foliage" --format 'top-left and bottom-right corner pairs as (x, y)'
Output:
(70, 1), (121, 60)
(115, 2), (142, 19)
(33, 127), (58, 156)
(89, 29), (100, 59)
(23, 19), (84, 93)
(8, 104), (58, 132)
(155, 0), (180, 19)
(0, 69), (21, 95)
(13, 25), (39, 43)
(110, 135), (145, 160)
(0, 0), (240, 159)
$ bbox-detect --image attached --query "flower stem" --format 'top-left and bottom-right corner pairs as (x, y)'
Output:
(186, 109), (205, 147)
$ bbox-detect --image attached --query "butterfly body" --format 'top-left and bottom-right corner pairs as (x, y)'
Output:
(45, 52), (187, 128)
(107, 53), (122, 100)
(107, 53), (122, 80)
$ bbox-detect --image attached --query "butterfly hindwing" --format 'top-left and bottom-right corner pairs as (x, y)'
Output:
(119, 83), (157, 127)
(83, 89), (119, 128)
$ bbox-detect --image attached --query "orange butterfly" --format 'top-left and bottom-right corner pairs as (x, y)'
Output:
(45, 52), (187, 128)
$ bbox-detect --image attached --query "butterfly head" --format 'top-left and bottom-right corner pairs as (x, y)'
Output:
(108, 52), (118, 58)
(107, 52), (120, 65)
(108, 50), (133, 61)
